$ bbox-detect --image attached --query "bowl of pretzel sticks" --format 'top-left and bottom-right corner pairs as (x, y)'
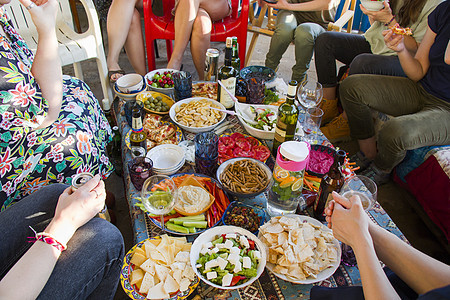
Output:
(216, 157), (273, 198)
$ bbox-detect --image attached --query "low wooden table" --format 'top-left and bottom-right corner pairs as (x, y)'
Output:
(115, 98), (408, 299)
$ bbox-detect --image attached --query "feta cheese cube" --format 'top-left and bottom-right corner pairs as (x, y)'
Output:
(222, 273), (233, 287)
(230, 246), (240, 255)
(195, 264), (202, 269)
(217, 257), (228, 270)
(233, 260), (242, 273)
(205, 259), (219, 270)
(224, 239), (234, 249)
(226, 233), (237, 239)
(200, 247), (208, 255)
(239, 235), (250, 249)
(243, 256), (251, 269)
(206, 271), (217, 280)
(215, 243), (226, 249)
(252, 250), (261, 260)
(204, 242), (213, 249)
(227, 253), (240, 265)
(211, 247), (219, 254)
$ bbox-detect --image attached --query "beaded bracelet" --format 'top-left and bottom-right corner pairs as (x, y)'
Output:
(36, 232), (67, 252)
(384, 15), (396, 27)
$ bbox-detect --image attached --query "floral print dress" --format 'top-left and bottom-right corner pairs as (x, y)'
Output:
(0, 9), (113, 210)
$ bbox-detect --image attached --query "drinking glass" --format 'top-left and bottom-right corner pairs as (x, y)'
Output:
(141, 175), (178, 232)
(297, 81), (323, 109)
(173, 71), (192, 102)
(195, 132), (219, 178)
(339, 175), (377, 266)
(128, 157), (153, 191)
(302, 107), (323, 144)
(245, 77), (265, 104)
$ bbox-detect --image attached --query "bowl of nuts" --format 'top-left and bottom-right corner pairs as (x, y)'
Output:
(136, 90), (174, 115)
(169, 97), (226, 133)
(222, 201), (265, 234)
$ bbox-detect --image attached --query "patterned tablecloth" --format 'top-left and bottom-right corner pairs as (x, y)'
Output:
(115, 98), (408, 300)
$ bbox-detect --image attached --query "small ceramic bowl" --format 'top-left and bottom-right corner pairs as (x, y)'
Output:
(240, 65), (276, 83)
(146, 144), (185, 175)
(145, 68), (178, 96)
(360, 0), (384, 11)
(116, 73), (144, 94)
(216, 157), (273, 198)
(306, 144), (336, 177)
(222, 201), (265, 234)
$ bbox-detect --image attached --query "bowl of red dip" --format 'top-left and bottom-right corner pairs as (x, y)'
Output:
(306, 145), (336, 177)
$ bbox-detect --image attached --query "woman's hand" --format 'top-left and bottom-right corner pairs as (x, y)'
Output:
(45, 175), (106, 245)
(18, 0), (58, 35)
(360, 0), (393, 24)
(383, 29), (406, 52)
(328, 191), (371, 248)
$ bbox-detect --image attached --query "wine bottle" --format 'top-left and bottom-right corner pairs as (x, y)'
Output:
(272, 80), (299, 157)
(218, 37), (238, 109)
(129, 102), (147, 158)
(108, 126), (123, 176)
(102, 98), (115, 127)
(231, 36), (241, 71)
(313, 149), (346, 221)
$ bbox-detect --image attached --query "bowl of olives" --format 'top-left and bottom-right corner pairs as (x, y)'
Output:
(145, 68), (178, 96)
(136, 91), (174, 115)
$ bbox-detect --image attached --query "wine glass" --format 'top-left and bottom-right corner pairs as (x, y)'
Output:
(141, 175), (178, 233)
(297, 81), (323, 109)
(339, 175), (377, 266)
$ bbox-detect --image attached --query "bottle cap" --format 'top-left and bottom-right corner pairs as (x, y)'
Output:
(102, 98), (110, 111)
(280, 141), (309, 162)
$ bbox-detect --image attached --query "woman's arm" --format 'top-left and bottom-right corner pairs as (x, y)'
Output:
(383, 25), (435, 81)
(328, 193), (400, 300)
(369, 223), (450, 295)
(267, 0), (334, 12)
(361, 1), (418, 52)
(24, 0), (63, 129)
(0, 175), (106, 299)
(327, 192), (450, 297)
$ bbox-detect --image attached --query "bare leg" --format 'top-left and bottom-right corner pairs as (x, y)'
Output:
(106, 0), (143, 76)
(323, 86), (337, 100)
(168, 0), (231, 70)
(190, 9), (212, 80)
(358, 136), (377, 160)
(124, 8), (146, 75)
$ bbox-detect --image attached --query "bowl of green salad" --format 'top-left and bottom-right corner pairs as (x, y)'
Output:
(236, 104), (278, 140)
(190, 226), (266, 289)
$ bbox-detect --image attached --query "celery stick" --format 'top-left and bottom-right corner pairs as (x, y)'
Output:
(188, 227), (197, 233)
(166, 223), (190, 234)
(172, 215), (205, 225)
(183, 221), (207, 228)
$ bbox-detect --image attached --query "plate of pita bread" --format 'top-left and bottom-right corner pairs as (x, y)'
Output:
(120, 235), (199, 300)
(258, 215), (341, 284)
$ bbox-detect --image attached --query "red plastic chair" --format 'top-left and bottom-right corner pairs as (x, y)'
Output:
(143, 0), (249, 71)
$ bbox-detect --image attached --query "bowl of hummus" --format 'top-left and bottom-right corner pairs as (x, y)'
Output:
(174, 177), (215, 216)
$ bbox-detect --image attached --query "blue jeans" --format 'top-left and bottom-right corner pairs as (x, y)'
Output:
(0, 184), (124, 300)
(314, 31), (406, 88)
(265, 9), (326, 82)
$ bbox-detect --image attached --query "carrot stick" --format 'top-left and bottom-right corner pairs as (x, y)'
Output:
(304, 175), (321, 183)
(349, 166), (360, 172)
(304, 179), (314, 191)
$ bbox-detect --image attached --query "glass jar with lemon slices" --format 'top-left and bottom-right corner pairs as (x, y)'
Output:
(267, 141), (310, 216)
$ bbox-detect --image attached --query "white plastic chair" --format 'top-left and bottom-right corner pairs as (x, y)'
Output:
(5, 0), (113, 103)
